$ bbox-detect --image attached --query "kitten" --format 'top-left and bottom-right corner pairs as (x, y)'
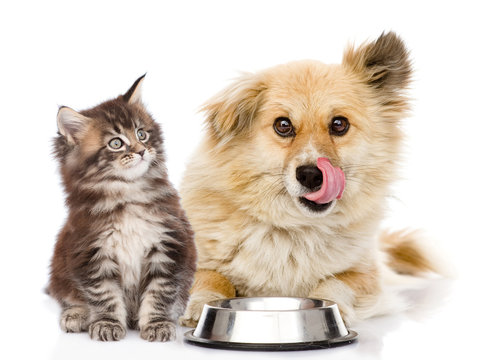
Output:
(48, 75), (196, 341)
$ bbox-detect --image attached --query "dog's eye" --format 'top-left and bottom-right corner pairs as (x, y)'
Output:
(274, 117), (295, 137)
(330, 116), (350, 136)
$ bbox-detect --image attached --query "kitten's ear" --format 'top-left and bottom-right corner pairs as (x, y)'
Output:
(343, 32), (412, 93)
(122, 74), (146, 104)
(203, 73), (265, 140)
(57, 106), (90, 144)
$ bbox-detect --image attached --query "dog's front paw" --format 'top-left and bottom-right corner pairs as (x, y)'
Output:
(179, 291), (227, 328)
(333, 300), (356, 326)
(309, 278), (357, 326)
(140, 321), (176, 342)
(89, 319), (126, 341)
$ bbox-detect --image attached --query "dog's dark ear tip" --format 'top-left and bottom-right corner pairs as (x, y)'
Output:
(377, 31), (400, 42)
(345, 31), (412, 92)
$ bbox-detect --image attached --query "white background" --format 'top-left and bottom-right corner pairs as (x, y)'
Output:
(1, 1), (484, 359)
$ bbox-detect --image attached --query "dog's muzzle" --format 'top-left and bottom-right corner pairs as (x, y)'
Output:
(296, 157), (345, 205)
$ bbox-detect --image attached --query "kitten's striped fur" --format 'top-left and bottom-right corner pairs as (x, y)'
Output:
(48, 75), (196, 341)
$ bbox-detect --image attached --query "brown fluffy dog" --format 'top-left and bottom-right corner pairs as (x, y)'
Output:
(180, 32), (437, 327)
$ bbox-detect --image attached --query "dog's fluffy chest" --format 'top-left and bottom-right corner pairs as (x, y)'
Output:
(222, 224), (363, 297)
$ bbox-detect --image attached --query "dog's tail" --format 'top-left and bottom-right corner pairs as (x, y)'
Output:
(379, 229), (447, 276)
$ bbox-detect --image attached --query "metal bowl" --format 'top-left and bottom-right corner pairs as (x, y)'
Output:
(184, 297), (358, 351)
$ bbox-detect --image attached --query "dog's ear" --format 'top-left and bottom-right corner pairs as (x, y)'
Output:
(343, 32), (412, 95)
(203, 73), (265, 140)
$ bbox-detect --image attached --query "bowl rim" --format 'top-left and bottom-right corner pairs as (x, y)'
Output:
(203, 296), (339, 313)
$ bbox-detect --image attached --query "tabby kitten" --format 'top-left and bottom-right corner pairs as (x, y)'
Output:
(48, 75), (196, 341)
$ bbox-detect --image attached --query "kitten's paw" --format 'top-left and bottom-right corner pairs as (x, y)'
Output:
(179, 291), (226, 328)
(89, 319), (126, 341)
(60, 306), (88, 333)
(140, 321), (176, 342)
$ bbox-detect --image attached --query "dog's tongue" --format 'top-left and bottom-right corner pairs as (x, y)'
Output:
(304, 158), (345, 204)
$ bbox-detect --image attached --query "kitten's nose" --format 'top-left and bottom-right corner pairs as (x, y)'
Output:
(138, 149), (145, 157)
(296, 165), (323, 190)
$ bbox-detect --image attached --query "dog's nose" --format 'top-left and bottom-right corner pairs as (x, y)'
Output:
(296, 165), (323, 190)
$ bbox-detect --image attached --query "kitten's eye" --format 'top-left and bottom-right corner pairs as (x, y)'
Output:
(329, 116), (350, 136)
(137, 129), (148, 141)
(108, 138), (124, 150)
(273, 117), (295, 137)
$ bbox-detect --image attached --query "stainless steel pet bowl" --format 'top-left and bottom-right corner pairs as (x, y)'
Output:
(184, 297), (358, 351)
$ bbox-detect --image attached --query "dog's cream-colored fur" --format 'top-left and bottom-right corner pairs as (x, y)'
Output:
(179, 32), (437, 327)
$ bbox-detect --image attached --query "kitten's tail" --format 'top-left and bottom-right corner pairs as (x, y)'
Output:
(379, 229), (448, 277)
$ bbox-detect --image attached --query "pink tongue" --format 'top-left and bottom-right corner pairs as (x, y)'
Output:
(304, 158), (345, 204)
